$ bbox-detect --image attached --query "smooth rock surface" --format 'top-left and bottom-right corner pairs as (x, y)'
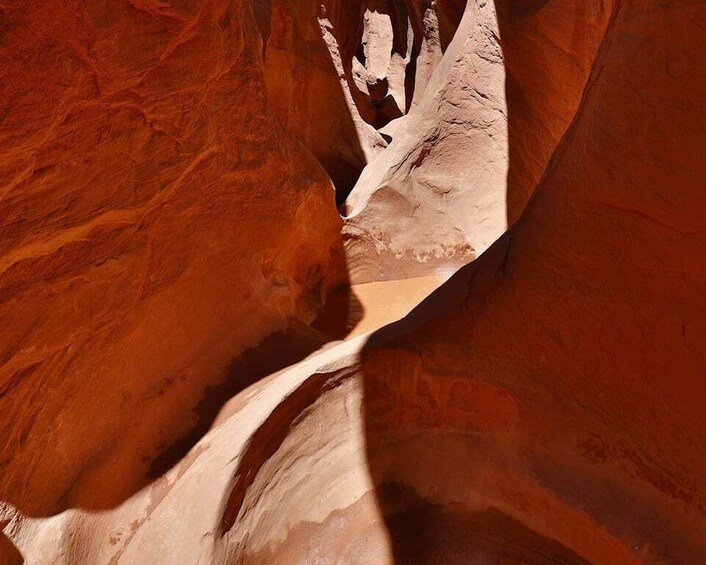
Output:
(222, 1), (706, 562)
(2, 0), (706, 563)
(0, 0), (342, 518)
(343, 0), (612, 282)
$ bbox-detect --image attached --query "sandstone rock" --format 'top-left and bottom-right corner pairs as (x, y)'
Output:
(263, 0), (467, 204)
(3, 0), (706, 563)
(225, 1), (706, 562)
(344, 0), (612, 282)
(0, 0), (342, 516)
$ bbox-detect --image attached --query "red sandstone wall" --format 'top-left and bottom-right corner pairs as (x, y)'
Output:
(0, 0), (342, 514)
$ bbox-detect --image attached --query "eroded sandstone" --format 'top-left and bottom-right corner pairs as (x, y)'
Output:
(2, 0), (706, 563)
(343, 0), (612, 282)
(0, 0), (342, 517)
(223, 1), (706, 562)
(263, 0), (467, 204)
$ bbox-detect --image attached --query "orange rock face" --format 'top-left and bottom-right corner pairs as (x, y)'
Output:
(353, 1), (706, 559)
(0, 0), (342, 516)
(2, 0), (706, 563)
(221, 2), (706, 563)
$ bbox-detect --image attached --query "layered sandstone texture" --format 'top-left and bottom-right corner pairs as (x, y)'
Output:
(262, 0), (468, 206)
(0, 0), (342, 518)
(3, 0), (706, 564)
(225, 1), (706, 562)
(342, 0), (612, 282)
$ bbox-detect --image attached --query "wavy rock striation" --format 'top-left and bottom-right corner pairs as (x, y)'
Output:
(0, 0), (342, 518)
(344, 0), (612, 282)
(2, 0), (706, 563)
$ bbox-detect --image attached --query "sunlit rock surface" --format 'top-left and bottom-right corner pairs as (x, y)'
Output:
(2, 0), (706, 563)
(262, 0), (467, 204)
(343, 0), (612, 282)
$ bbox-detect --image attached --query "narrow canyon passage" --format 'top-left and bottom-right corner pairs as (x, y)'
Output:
(262, 0), (468, 204)
(1, 0), (706, 564)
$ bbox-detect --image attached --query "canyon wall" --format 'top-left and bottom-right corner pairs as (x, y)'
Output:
(224, 0), (706, 562)
(262, 0), (467, 205)
(2, 0), (706, 563)
(355, 0), (706, 552)
(343, 0), (612, 282)
(0, 0), (342, 517)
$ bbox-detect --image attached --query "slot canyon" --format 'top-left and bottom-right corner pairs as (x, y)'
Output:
(1, 0), (705, 563)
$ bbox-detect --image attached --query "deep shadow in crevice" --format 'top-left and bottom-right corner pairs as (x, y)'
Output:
(311, 284), (365, 339)
(0, 531), (24, 565)
(146, 322), (329, 479)
(436, 0), (469, 52)
(377, 482), (588, 564)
